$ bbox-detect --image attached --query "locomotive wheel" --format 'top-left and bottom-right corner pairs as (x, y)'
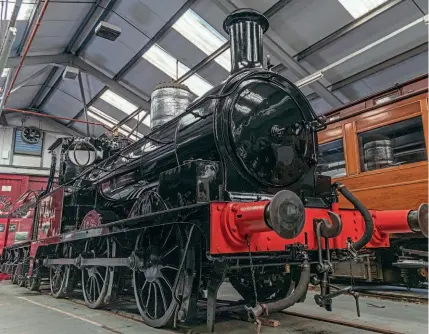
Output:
(82, 237), (115, 309)
(17, 274), (26, 287)
(11, 271), (18, 284)
(133, 225), (193, 328)
(28, 277), (41, 291)
(50, 244), (75, 298)
(230, 270), (293, 303)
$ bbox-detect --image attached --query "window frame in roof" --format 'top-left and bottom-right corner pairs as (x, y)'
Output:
(143, 44), (213, 96)
(337, 0), (389, 19)
(172, 9), (231, 71)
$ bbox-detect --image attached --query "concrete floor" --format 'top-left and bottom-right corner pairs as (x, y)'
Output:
(0, 280), (427, 334)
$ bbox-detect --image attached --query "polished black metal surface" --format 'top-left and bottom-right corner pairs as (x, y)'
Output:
(223, 8), (269, 74)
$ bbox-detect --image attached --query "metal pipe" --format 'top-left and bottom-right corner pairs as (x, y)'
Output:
(77, 71), (90, 136)
(333, 182), (373, 251)
(3, 107), (109, 128)
(247, 260), (311, 319)
(5, 0), (51, 105)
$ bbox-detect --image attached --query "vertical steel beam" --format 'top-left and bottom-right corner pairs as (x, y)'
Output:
(77, 71), (90, 136)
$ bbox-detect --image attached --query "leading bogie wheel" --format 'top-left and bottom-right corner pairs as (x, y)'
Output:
(50, 243), (75, 298)
(81, 237), (116, 309)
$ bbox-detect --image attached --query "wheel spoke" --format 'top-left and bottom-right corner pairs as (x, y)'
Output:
(156, 279), (168, 312)
(140, 278), (148, 299)
(160, 245), (178, 260)
(95, 269), (105, 284)
(95, 275), (101, 297)
(160, 272), (173, 293)
(161, 265), (178, 271)
(145, 283), (152, 309)
(161, 227), (174, 249)
(89, 276), (94, 301)
(153, 283), (158, 318)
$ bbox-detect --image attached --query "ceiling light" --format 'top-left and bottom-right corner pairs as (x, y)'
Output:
(338, 0), (388, 19)
(143, 44), (213, 96)
(95, 21), (121, 41)
(1, 68), (10, 78)
(173, 9), (231, 71)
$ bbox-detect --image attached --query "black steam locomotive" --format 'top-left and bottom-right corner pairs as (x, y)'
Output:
(1, 8), (426, 332)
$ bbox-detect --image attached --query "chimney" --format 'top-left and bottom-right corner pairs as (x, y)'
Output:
(223, 8), (269, 74)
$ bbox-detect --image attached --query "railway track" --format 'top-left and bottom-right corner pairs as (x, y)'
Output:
(32, 284), (420, 334)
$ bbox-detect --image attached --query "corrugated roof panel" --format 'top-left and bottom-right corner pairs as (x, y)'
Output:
(138, 0), (188, 22)
(114, 0), (166, 38)
(235, 0), (279, 13)
(270, 0), (353, 53)
(105, 12), (150, 53)
(57, 73), (105, 102)
(303, 1), (425, 82)
(81, 37), (137, 78)
(43, 89), (86, 118)
(6, 86), (42, 109)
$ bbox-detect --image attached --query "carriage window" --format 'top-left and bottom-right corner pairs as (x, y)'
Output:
(0, 224), (4, 232)
(359, 116), (427, 172)
(9, 224), (16, 232)
(317, 139), (346, 178)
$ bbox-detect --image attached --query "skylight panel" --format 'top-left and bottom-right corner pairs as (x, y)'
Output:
(173, 9), (231, 71)
(135, 110), (151, 127)
(338, 0), (388, 19)
(100, 90), (138, 114)
(89, 106), (118, 125)
(87, 110), (115, 128)
(143, 44), (213, 96)
(6, 1), (35, 20)
(88, 108), (144, 141)
(1, 68), (10, 78)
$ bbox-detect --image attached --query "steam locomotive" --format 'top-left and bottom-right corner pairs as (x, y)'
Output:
(1, 9), (427, 331)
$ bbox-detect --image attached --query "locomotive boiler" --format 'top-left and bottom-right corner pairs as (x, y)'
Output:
(1, 8), (427, 332)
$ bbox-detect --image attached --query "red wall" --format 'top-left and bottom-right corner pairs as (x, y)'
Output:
(0, 174), (48, 207)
